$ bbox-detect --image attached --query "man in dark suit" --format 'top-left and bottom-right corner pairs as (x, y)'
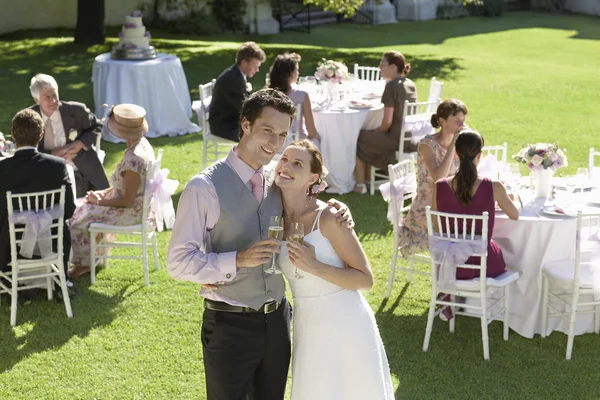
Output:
(29, 73), (109, 198)
(0, 109), (76, 274)
(209, 42), (266, 142)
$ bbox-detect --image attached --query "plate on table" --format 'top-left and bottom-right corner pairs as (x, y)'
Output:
(349, 101), (372, 109)
(541, 205), (578, 217)
(552, 178), (596, 192)
(362, 93), (381, 100)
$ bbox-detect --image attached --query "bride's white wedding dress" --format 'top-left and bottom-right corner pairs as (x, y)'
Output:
(279, 207), (394, 400)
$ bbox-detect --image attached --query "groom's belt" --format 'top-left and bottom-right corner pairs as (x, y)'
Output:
(204, 299), (280, 314)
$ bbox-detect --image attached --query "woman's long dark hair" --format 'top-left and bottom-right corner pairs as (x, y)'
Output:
(268, 53), (301, 94)
(453, 130), (484, 205)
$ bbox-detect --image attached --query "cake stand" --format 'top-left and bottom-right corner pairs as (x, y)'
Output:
(111, 46), (157, 61)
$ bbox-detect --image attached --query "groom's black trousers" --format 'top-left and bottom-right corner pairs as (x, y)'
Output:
(201, 298), (292, 400)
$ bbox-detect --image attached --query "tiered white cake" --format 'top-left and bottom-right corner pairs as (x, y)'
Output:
(112, 11), (156, 60)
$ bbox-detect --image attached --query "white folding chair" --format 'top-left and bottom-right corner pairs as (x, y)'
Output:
(590, 147), (600, 180)
(384, 160), (430, 298)
(95, 131), (106, 165)
(198, 79), (235, 170)
(353, 64), (381, 81)
(422, 207), (519, 360)
(427, 77), (444, 105)
(89, 150), (163, 287)
(482, 142), (508, 165)
(369, 100), (439, 195)
(0, 186), (72, 326)
(541, 211), (600, 360)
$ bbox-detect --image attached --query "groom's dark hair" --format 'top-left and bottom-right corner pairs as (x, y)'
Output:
(239, 88), (296, 140)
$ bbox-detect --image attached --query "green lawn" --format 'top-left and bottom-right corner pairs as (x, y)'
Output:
(1, 11), (600, 399)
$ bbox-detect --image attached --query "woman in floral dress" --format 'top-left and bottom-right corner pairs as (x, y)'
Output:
(68, 104), (155, 278)
(398, 99), (468, 256)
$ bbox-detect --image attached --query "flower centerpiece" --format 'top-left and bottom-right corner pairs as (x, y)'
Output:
(513, 143), (568, 198)
(314, 59), (349, 84)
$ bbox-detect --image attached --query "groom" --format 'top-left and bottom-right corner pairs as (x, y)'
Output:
(167, 89), (350, 399)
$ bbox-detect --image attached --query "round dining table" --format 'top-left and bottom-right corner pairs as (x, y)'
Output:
(92, 53), (200, 143)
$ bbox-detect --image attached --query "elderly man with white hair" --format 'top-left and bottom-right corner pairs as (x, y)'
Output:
(29, 73), (109, 198)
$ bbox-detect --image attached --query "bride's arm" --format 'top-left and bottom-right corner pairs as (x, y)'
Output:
(286, 207), (373, 291)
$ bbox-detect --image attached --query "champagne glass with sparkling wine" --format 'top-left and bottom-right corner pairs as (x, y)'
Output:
(290, 222), (305, 279)
(265, 216), (283, 274)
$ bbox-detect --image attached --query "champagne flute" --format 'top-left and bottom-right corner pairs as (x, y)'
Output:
(3, 141), (16, 157)
(290, 222), (305, 279)
(576, 168), (589, 193)
(265, 216), (283, 275)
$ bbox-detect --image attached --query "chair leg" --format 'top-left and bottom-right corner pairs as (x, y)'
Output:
(480, 301), (490, 360)
(90, 230), (97, 285)
(385, 247), (398, 299)
(566, 291), (580, 360)
(449, 295), (456, 333)
(369, 166), (375, 196)
(57, 262), (73, 318)
(595, 305), (600, 334)
(422, 292), (437, 352)
(152, 233), (160, 270)
(541, 275), (549, 338)
(10, 269), (18, 326)
(47, 265), (53, 300)
(407, 257), (414, 283)
(503, 286), (510, 341)
(142, 235), (150, 287)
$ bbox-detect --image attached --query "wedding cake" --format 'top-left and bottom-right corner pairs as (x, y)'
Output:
(111, 11), (156, 60)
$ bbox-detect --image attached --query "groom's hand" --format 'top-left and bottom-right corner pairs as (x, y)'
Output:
(327, 199), (354, 230)
(236, 239), (281, 268)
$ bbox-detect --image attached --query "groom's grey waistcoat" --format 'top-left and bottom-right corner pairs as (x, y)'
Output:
(204, 160), (285, 310)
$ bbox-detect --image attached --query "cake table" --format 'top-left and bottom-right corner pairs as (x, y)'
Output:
(92, 52), (199, 143)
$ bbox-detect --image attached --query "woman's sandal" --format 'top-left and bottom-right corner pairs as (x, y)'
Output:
(353, 183), (367, 194)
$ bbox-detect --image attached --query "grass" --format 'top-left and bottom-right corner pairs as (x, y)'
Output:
(1, 11), (600, 399)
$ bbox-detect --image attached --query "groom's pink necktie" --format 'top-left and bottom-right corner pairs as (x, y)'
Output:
(250, 171), (263, 203)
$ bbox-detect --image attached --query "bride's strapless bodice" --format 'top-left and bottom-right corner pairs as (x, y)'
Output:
(279, 227), (346, 299)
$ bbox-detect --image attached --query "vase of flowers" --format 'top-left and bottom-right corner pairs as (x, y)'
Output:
(315, 59), (349, 106)
(513, 143), (568, 199)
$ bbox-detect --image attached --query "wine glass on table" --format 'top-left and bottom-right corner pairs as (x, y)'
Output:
(265, 216), (283, 275)
(576, 168), (589, 193)
(290, 222), (305, 279)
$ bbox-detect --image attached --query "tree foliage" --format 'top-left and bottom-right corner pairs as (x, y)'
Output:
(303, 0), (366, 17)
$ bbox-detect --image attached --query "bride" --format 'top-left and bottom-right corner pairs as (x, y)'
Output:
(275, 139), (394, 400)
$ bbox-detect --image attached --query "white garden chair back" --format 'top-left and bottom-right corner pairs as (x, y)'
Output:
(368, 99), (439, 195)
(541, 211), (600, 359)
(199, 79), (235, 169)
(353, 64), (381, 81)
(427, 77), (444, 107)
(89, 149), (163, 287)
(384, 160), (430, 298)
(0, 186), (72, 326)
(482, 142), (508, 165)
(589, 147), (600, 180)
(423, 207), (519, 360)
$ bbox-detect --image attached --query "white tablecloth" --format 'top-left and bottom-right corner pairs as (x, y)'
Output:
(92, 53), (200, 143)
(314, 105), (384, 194)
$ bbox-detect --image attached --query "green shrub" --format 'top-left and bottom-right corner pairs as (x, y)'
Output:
(482, 0), (506, 15)
(209, 0), (248, 33)
(150, 9), (219, 35)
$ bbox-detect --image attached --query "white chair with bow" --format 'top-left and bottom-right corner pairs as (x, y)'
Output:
(353, 64), (381, 81)
(381, 160), (430, 298)
(369, 99), (439, 196)
(0, 186), (72, 326)
(422, 207), (519, 360)
(196, 79), (236, 169)
(427, 77), (444, 105)
(89, 149), (178, 287)
(541, 211), (600, 360)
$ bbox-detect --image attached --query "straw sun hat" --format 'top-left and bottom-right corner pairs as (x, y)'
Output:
(106, 103), (149, 140)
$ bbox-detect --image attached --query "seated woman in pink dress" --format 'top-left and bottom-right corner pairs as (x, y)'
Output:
(432, 130), (521, 319)
(68, 104), (155, 278)
(268, 52), (321, 145)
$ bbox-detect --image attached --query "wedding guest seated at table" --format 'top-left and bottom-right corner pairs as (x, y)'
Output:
(0, 109), (76, 277)
(353, 51), (418, 194)
(432, 130), (521, 320)
(67, 104), (155, 278)
(29, 73), (109, 198)
(397, 99), (467, 256)
(268, 52), (321, 145)
(209, 42), (266, 142)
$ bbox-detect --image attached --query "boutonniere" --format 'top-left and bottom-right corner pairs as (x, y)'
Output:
(68, 129), (78, 142)
(246, 82), (253, 92)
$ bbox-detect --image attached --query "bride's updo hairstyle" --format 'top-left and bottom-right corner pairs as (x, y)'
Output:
(383, 51), (411, 76)
(288, 139), (326, 195)
(430, 99), (468, 129)
(453, 130), (485, 205)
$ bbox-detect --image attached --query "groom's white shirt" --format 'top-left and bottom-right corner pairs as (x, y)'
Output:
(167, 147), (265, 306)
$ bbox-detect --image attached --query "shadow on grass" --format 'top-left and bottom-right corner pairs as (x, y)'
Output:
(0, 283), (139, 373)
